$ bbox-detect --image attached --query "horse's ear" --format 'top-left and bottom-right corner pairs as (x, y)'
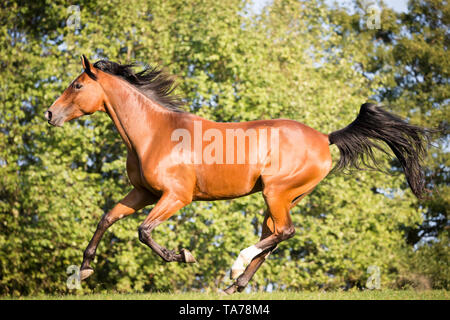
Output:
(81, 55), (97, 80)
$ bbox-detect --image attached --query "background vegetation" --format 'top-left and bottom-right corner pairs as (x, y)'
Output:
(6, 289), (449, 300)
(0, 0), (448, 296)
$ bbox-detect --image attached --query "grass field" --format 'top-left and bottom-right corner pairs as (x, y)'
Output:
(3, 290), (448, 300)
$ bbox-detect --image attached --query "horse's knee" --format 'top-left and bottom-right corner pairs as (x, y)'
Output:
(138, 226), (151, 243)
(98, 214), (115, 230)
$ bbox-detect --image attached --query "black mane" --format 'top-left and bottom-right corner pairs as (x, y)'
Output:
(93, 60), (185, 112)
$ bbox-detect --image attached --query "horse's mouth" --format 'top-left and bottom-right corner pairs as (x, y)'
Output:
(47, 118), (64, 127)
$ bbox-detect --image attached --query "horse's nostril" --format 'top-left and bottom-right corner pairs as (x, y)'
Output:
(45, 111), (52, 121)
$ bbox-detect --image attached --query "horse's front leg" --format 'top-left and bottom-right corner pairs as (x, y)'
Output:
(137, 192), (196, 263)
(80, 188), (157, 280)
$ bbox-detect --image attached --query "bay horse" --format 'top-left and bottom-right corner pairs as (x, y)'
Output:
(45, 55), (430, 294)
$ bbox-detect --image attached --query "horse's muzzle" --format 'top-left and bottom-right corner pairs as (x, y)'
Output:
(45, 110), (64, 126)
(44, 110), (52, 121)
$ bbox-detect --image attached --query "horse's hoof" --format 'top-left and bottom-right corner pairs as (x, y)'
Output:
(181, 249), (197, 263)
(223, 284), (237, 295)
(80, 267), (94, 281)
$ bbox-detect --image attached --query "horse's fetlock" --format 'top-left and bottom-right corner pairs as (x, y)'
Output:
(236, 276), (248, 289)
(83, 247), (96, 260)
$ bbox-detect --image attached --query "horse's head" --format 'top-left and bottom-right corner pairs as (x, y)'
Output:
(45, 55), (106, 127)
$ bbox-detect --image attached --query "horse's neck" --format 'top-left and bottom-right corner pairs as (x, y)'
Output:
(102, 77), (170, 154)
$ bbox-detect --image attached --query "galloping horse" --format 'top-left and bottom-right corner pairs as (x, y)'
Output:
(46, 56), (430, 294)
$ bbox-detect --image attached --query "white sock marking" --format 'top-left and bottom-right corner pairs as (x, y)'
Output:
(230, 245), (262, 279)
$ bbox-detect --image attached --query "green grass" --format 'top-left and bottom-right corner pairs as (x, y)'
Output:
(3, 290), (448, 300)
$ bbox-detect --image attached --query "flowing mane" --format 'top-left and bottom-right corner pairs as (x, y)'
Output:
(93, 60), (186, 112)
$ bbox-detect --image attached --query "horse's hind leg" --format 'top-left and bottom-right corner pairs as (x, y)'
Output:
(224, 191), (312, 294)
(80, 188), (156, 280)
(224, 212), (276, 294)
(227, 192), (294, 287)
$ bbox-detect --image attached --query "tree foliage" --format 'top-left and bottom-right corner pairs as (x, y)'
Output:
(0, 0), (448, 295)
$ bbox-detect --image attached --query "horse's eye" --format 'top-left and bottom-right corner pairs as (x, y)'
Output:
(74, 83), (83, 90)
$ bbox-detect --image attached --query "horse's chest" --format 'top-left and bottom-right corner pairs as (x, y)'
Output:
(126, 152), (161, 192)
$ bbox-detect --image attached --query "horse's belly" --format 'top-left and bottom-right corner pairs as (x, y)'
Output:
(192, 164), (263, 200)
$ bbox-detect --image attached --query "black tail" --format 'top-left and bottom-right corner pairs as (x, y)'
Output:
(329, 103), (432, 199)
